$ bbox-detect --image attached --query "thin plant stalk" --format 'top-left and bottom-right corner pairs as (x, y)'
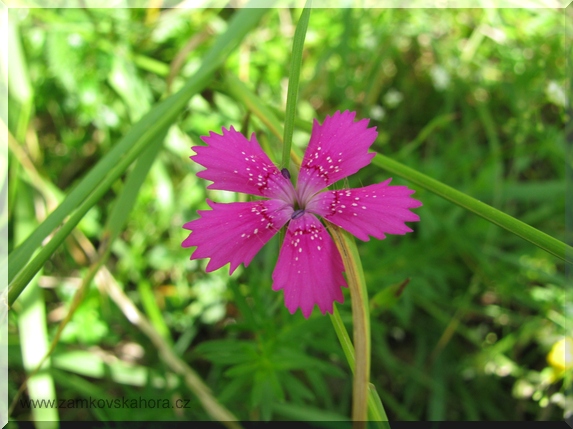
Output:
(330, 307), (390, 427)
(372, 153), (573, 264)
(281, 2), (311, 170)
(327, 222), (376, 428)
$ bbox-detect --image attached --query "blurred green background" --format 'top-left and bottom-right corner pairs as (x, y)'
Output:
(6, 5), (572, 424)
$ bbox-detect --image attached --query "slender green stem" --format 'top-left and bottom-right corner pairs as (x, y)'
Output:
(329, 307), (390, 426)
(372, 153), (573, 265)
(330, 306), (356, 370)
(281, 2), (311, 170)
(327, 222), (379, 427)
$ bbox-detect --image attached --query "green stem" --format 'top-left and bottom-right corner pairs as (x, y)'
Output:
(327, 223), (387, 427)
(372, 153), (573, 265)
(330, 305), (356, 370)
(281, 2), (311, 170)
(329, 307), (390, 426)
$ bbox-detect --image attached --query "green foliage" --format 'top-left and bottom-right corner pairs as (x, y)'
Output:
(7, 6), (571, 424)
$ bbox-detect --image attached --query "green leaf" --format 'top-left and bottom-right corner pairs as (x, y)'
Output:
(370, 278), (410, 315)
(272, 402), (349, 422)
(195, 339), (258, 366)
(282, 374), (316, 402)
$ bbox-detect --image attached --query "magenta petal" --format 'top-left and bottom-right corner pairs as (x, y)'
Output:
(192, 126), (296, 202)
(306, 179), (422, 241)
(182, 199), (292, 274)
(297, 111), (378, 203)
(272, 213), (346, 318)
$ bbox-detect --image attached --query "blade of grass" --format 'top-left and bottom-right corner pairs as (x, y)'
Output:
(281, 2), (311, 170)
(9, 127), (168, 412)
(372, 153), (573, 264)
(7, 15), (33, 142)
(7, 130), (164, 306)
(49, 353), (177, 389)
(138, 279), (172, 344)
(49, 369), (110, 421)
(8, 5), (272, 284)
(397, 113), (457, 159)
(14, 185), (58, 426)
(16, 280), (58, 427)
(329, 305), (355, 370)
(101, 129), (166, 249)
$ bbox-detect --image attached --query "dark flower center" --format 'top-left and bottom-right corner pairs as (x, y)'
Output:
(291, 209), (305, 220)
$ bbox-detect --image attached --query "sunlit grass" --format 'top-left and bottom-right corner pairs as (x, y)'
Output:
(7, 6), (570, 423)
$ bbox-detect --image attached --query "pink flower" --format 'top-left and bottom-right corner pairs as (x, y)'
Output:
(182, 111), (422, 318)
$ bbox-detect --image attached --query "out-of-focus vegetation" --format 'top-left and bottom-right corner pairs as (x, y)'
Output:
(6, 6), (572, 424)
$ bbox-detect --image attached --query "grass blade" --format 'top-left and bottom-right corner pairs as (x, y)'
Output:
(7, 129), (166, 306)
(13, 185), (58, 426)
(372, 153), (573, 264)
(282, 2), (311, 170)
(8, 6), (273, 299)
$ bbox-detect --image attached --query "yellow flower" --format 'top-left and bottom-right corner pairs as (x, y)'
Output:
(547, 337), (573, 372)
